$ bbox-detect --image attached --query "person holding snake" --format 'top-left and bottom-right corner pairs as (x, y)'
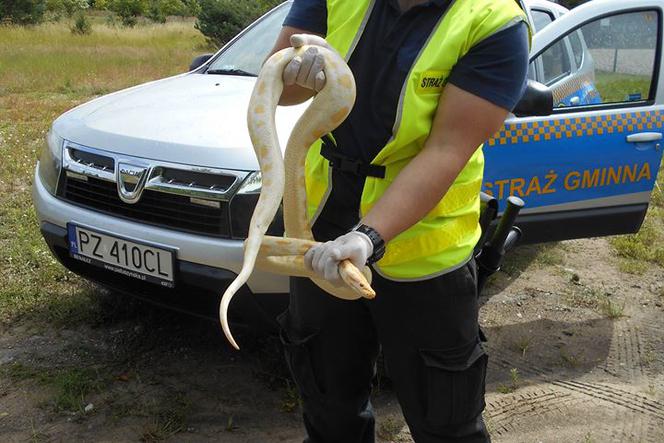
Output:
(269, 0), (530, 441)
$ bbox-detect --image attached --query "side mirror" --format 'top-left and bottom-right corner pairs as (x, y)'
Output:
(513, 80), (553, 117)
(189, 54), (213, 72)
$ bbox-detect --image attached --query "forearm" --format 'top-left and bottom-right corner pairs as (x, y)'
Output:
(360, 85), (509, 244)
(361, 144), (470, 243)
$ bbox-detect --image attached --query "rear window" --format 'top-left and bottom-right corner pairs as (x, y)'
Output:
(531, 9), (554, 32)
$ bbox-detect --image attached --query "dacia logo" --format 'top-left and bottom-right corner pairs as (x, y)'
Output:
(120, 167), (143, 177)
(117, 162), (150, 204)
(416, 70), (450, 95)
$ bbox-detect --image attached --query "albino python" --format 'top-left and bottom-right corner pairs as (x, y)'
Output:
(219, 35), (376, 350)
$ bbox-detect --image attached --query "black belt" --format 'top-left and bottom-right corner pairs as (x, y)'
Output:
(320, 136), (386, 179)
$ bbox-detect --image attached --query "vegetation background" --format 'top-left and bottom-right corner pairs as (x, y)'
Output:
(0, 0), (281, 44)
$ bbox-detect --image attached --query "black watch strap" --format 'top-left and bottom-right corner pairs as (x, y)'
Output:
(353, 223), (386, 264)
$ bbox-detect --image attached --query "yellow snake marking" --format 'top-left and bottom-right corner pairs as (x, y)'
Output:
(332, 107), (350, 125)
(311, 129), (326, 140)
(338, 74), (353, 89)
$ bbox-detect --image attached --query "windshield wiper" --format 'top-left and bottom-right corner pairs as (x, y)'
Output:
(206, 68), (256, 77)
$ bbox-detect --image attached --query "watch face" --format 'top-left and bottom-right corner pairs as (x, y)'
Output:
(357, 224), (384, 246)
(355, 224), (385, 264)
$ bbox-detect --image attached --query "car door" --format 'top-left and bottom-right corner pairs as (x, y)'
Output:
(483, 0), (664, 244)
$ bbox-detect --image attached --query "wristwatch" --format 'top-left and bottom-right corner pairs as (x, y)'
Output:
(353, 223), (386, 265)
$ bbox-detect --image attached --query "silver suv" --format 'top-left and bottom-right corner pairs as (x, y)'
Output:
(33, 0), (664, 325)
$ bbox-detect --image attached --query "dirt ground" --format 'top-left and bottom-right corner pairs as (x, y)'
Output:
(1, 237), (663, 443)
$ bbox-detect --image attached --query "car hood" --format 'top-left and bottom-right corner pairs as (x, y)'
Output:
(53, 73), (307, 170)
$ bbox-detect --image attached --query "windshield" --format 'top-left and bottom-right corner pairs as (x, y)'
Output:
(206, 2), (292, 76)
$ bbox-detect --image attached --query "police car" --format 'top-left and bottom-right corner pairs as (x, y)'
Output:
(33, 0), (664, 323)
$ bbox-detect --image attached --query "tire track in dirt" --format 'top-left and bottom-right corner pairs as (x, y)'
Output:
(485, 319), (664, 442)
(602, 409), (663, 443)
(485, 387), (591, 436)
(638, 317), (664, 376)
(550, 380), (664, 420)
(599, 321), (645, 380)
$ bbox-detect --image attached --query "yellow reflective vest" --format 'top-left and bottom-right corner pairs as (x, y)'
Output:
(305, 0), (529, 280)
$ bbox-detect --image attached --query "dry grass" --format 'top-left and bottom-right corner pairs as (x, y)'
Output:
(0, 19), (207, 96)
(0, 19), (206, 325)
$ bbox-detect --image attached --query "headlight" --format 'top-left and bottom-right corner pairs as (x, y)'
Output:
(37, 129), (64, 195)
(237, 171), (262, 194)
(229, 171), (284, 239)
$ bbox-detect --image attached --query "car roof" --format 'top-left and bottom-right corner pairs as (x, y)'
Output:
(525, 0), (570, 17)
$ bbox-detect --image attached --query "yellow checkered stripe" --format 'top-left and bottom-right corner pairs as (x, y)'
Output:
(551, 73), (595, 105)
(487, 110), (664, 146)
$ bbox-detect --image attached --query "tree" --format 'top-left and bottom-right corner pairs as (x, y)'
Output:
(556, 0), (591, 9)
(46, 0), (89, 19)
(0, 0), (47, 24)
(195, 0), (280, 48)
(106, 0), (147, 26)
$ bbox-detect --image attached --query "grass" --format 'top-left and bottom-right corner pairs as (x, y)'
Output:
(513, 336), (532, 358)
(594, 71), (652, 103)
(563, 285), (604, 310)
(617, 258), (648, 275)
(601, 299), (625, 319)
(1, 362), (103, 413)
(139, 394), (191, 442)
(609, 161), (664, 270)
(0, 17), (207, 326)
(562, 283), (627, 319)
(560, 349), (583, 368)
(0, 18), (208, 96)
(280, 381), (301, 413)
(497, 368), (521, 394)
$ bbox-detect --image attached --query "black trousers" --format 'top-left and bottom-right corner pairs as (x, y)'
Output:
(277, 259), (490, 443)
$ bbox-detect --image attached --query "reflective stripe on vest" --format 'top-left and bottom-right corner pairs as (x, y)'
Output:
(305, 0), (530, 280)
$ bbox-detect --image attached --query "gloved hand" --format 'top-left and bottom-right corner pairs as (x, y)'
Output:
(283, 34), (334, 92)
(304, 231), (374, 287)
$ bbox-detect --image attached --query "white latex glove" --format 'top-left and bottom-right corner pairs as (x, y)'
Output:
(283, 34), (334, 92)
(304, 231), (374, 287)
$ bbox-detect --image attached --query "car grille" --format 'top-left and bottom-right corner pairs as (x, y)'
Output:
(57, 143), (257, 239)
(62, 175), (232, 237)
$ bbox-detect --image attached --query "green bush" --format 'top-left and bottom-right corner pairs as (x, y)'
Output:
(106, 0), (147, 27)
(146, 0), (166, 23)
(195, 0), (280, 48)
(0, 0), (47, 25)
(180, 0), (200, 16)
(70, 11), (91, 34)
(46, 0), (88, 19)
(159, 0), (188, 16)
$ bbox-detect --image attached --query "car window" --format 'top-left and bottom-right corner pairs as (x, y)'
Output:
(206, 2), (292, 76)
(531, 9), (554, 32)
(568, 31), (584, 68)
(539, 39), (571, 85)
(532, 10), (659, 109)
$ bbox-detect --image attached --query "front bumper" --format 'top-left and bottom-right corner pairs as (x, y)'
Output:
(32, 168), (288, 327)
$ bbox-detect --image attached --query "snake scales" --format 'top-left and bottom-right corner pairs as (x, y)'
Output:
(219, 35), (376, 350)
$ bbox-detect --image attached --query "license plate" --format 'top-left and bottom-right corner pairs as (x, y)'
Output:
(67, 224), (175, 288)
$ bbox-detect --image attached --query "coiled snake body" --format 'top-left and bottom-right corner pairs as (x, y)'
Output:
(219, 37), (376, 350)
